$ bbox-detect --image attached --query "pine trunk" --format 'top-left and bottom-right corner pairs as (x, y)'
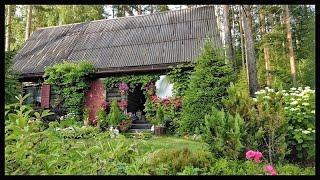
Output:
(242, 5), (258, 97)
(259, 5), (272, 87)
(284, 5), (297, 86)
(137, 5), (142, 15)
(5, 5), (12, 52)
(239, 7), (246, 71)
(223, 5), (235, 69)
(25, 5), (32, 41)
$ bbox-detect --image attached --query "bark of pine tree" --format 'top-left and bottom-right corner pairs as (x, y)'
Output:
(223, 5), (235, 69)
(239, 7), (246, 71)
(5, 5), (12, 52)
(284, 5), (297, 86)
(137, 5), (142, 15)
(25, 5), (33, 41)
(259, 5), (272, 87)
(242, 5), (258, 97)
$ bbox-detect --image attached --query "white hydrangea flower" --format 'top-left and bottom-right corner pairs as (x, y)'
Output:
(290, 98), (295, 101)
(265, 87), (270, 90)
(297, 98), (302, 101)
(268, 89), (274, 93)
(252, 98), (257, 102)
(302, 103), (309, 106)
(284, 107), (289, 110)
(305, 86), (310, 90)
(290, 108), (295, 111)
(284, 93), (289, 96)
(311, 110), (315, 114)
(255, 91), (261, 95)
(302, 130), (311, 134)
(281, 90), (286, 93)
(298, 87), (303, 91)
(290, 87), (297, 91)
(290, 101), (298, 105)
(312, 130), (315, 133)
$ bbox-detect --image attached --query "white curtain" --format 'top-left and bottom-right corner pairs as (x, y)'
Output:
(155, 75), (173, 99)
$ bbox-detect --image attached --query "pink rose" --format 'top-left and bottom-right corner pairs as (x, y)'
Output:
(264, 165), (274, 173)
(245, 150), (256, 160)
(254, 151), (263, 163)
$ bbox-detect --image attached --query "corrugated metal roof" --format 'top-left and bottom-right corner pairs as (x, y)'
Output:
(12, 5), (222, 75)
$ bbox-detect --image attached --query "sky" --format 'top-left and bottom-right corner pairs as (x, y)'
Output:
(103, 5), (188, 18)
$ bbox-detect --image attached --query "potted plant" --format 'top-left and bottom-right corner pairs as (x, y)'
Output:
(154, 107), (165, 136)
(118, 112), (132, 132)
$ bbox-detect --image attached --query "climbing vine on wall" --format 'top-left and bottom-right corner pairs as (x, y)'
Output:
(166, 63), (194, 97)
(103, 73), (161, 92)
(44, 61), (95, 117)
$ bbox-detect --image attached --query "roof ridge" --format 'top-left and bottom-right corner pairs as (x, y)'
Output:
(36, 5), (213, 30)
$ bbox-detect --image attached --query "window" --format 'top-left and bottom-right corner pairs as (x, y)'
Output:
(23, 83), (42, 108)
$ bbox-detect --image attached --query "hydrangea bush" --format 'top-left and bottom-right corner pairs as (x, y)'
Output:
(253, 86), (315, 164)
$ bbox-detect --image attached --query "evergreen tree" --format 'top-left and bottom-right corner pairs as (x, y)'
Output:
(179, 40), (235, 134)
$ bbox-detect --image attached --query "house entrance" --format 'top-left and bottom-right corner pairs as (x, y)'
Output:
(127, 84), (147, 122)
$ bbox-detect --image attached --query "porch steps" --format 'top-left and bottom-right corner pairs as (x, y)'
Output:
(128, 128), (152, 133)
(129, 120), (152, 133)
(130, 123), (152, 129)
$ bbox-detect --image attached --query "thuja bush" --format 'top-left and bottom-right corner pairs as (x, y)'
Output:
(179, 40), (234, 134)
(44, 61), (95, 117)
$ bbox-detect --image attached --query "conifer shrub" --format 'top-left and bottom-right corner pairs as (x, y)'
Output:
(179, 40), (234, 134)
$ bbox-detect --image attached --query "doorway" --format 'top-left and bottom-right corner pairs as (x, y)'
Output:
(127, 84), (146, 122)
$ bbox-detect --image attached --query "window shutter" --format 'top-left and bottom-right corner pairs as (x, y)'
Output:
(41, 84), (51, 108)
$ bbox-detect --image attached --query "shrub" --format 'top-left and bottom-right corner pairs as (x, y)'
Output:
(96, 107), (106, 127)
(202, 106), (245, 159)
(5, 51), (21, 104)
(44, 61), (95, 116)
(282, 87), (315, 164)
(108, 100), (122, 126)
(143, 148), (214, 175)
(179, 40), (234, 134)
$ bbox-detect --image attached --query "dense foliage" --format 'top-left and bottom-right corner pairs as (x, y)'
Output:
(202, 107), (245, 160)
(5, 51), (21, 104)
(179, 41), (235, 134)
(44, 61), (95, 117)
(103, 73), (160, 92)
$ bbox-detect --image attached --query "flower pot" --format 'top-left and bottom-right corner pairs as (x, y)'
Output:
(154, 126), (165, 136)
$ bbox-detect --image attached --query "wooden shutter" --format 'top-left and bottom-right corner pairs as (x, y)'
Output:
(41, 84), (51, 108)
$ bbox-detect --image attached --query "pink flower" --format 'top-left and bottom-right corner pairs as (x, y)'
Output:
(264, 165), (274, 173)
(254, 151), (263, 163)
(246, 150), (256, 160)
(270, 171), (277, 176)
(118, 82), (129, 91)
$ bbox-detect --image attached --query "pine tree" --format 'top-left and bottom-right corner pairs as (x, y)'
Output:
(179, 40), (234, 134)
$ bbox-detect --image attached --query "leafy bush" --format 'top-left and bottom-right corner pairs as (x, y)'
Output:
(282, 87), (315, 164)
(56, 126), (100, 139)
(202, 106), (245, 159)
(44, 61), (95, 116)
(5, 51), (21, 104)
(179, 40), (235, 134)
(143, 148), (214, 175)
